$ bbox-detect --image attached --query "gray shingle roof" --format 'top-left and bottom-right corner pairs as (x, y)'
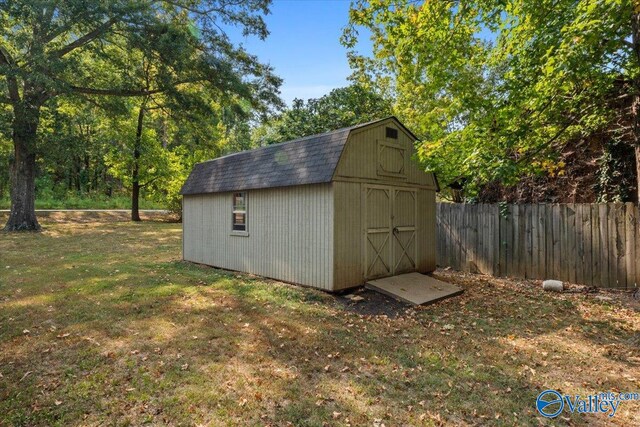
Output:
(180, 120), (382, 195)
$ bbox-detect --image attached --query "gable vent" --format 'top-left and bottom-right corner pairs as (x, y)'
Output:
(385, 127), (398, 139)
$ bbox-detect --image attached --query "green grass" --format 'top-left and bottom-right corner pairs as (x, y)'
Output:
(0, 214), (638, 426)
(0, 194), (165, 210)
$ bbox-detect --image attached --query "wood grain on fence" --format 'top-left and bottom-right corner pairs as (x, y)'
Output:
(436, 203), (639, 289)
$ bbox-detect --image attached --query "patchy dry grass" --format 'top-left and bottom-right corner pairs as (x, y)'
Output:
(0, 213), (639, 426)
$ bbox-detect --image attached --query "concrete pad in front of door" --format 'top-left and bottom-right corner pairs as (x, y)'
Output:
(365, 272), (464, 306)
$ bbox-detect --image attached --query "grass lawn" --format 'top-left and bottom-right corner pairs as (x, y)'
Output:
(1, 213), (639, 426)
(0, 195), (165, 210)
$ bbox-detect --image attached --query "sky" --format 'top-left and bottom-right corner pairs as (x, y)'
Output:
(228, 0), (370, 105)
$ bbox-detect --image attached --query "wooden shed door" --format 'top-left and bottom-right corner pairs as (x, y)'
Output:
(364, 187), (392, 279)
(392, 189), (417, 274)
(364, 186), (417, 279)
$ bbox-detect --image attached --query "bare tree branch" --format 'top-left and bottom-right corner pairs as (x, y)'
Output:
(70, 85), (164, 97)
(0, 46), (21, 103)
(139, 176), (160, 188)
(515, 122), (573, 165)
(69, 76), (210, 98)
(620, 38), (635, 50)
(52, 18), (118, 58)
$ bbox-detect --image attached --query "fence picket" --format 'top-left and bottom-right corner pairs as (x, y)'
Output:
(436, 203), (442, 267)
(609, 204), (619, 288)
(616, 204), (627, 289)
(508, 205), (517, 277)
(544, 205), (553, 279)
(575, 204), (584, 285)
(552, 204), (561, 280)
(499, 205), (508, 277)
(567, 204), (576, 283)
(590, 204), (600, 287)
(531, 204), (540, 279)
(436, 202), (638, 289)
(583, 204), (593, 287)
(625, 203), (635, 289)
(492, 204), (500, 276)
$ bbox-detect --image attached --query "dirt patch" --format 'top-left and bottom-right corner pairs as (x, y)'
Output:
(334, 287), (414, 318)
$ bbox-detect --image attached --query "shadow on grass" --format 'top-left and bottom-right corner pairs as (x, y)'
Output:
(1, 222), (639, 426)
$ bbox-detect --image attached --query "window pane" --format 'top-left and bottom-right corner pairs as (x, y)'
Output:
(233, 213), (245, 225)
(232, 192), (247, 232)
(233, 192), (245, 210)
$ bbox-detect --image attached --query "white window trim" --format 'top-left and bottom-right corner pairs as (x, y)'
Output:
(231, 192), (249, 237)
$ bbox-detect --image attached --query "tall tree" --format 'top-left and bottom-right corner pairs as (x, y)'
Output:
(343, 0), (640, 201)
(0, 0), (280, 230)
(252, 84), (392, 145)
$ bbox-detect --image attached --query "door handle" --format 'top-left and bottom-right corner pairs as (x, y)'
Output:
(393, 227), (399, 234)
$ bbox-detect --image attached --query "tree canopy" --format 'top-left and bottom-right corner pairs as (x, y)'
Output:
(343, 0), (640, 201)
(0, 0), (282, 230)
(252, 84), (392, 145)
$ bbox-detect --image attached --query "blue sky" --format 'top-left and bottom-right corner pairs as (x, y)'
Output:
(228, 0), (370, 105)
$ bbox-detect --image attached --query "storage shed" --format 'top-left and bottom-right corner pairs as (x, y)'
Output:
(180, 117), (439, 292)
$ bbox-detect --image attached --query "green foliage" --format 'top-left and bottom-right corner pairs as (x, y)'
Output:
(343, 0), (639, 200)
(0, 0), (280, 103)
(0, 0), (283, 216)
(595, 135), (637, 202)
(253, 84), (392, 145)
(0, 135), (10, 199)
(0, 194), (162, 210)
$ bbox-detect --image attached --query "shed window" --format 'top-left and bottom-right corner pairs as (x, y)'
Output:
(232, 192), (247, 231)
(385, 127), (398, 139)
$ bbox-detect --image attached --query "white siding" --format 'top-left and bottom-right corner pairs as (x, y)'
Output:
(183, 184), (334, 290)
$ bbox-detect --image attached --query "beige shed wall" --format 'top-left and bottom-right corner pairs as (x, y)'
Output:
(332, 119), (437, 291)
(332, 182), (437, 291)
(183, 184), (334, 290)
(419, 188), (437, 272)
(333, 181), (363, 289)
(333, 118), (438, 190)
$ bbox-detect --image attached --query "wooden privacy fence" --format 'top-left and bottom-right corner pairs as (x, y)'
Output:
(436, 203), (640, 289)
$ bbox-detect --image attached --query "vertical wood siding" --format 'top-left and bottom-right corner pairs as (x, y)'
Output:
(436, 202), (640, 289)
(331, 120), (438, 290)
(333, 182), (437, 290)
(418, 189), (437, 272)
(334, 119), (438, 189)
(332, 182), (363, 290)
(183, 184), (334, 290)
(183, 120), (438, 292)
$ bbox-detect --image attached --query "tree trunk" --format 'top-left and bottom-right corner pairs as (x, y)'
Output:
(131, 178), (140, 221)
(131, 99), (147, 222)
(632, 10), (640, 204)
(636, 145), (640, 204)
(4, 103), (41, 231)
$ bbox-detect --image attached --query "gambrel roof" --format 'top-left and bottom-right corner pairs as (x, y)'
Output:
(180, 117), (427, 195)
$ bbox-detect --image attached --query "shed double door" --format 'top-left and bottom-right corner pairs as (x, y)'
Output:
(364, 185), (418, 279)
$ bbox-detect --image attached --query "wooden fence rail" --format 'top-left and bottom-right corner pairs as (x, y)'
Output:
(436, 203), (640, 289)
